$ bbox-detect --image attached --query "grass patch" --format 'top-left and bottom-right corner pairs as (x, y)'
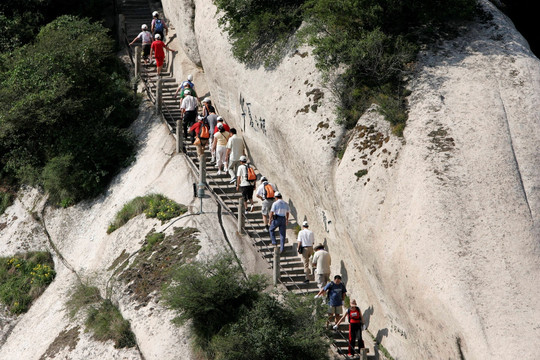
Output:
(66, 282), (136, 348)
(355, 169), (368, 180)
(0, 251), (56, 314)
(118, 227), (201, 306)
(107, 194), (187, 233)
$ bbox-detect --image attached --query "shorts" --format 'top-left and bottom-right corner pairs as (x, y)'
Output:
(155, 56), (164, 67)
(142, 44), (151, 57)
(328, 305), (343, 315)
(261, 198), (275, 216)
(241, 185), (254, 201)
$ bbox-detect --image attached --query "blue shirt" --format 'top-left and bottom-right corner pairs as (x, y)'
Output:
(324, 281), (347, 307)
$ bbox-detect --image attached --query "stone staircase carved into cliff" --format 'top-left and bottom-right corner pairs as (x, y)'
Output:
(118, 1), (373, 358)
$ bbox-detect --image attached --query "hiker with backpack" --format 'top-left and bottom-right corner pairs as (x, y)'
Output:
(315, 274), (347, 327)
(255, 176), (277, 231)
(151, 11), (168, 40)
(236, 156), (257, 214)
(149, 33), (175, 77)
(129, 24), (152, 65)
(212, 123), (230, 175)
(297, 221), (315, 283)
(333, 299), (366, 357)
(179, 74), (195, 92)
(189, 115), (210, 156)
(202, 98), (218, 162)
(269, 191), (290, 254)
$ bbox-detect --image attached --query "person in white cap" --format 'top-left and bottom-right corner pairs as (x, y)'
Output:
(312, 244), (331, 289)
(236, 155), (256, 213)
(225, 128), (245, 183)
(214, 116), (230, 133)
(129, 24), (152, 64)
(180, 89), (198, 142)
(189, 115), (210, 156)
(255, 176), (277, 231)
(179, 74), (195, 92)
(175, 82), (197, 100)
(151, 11), (168, 40)
(297, 220), (315, 282)
(333, 298), (366, 357)
(202, 98), (217, 161)
(212, 122), (230, 175)
(149, 33), (175, 77)
(269, 191), (290, 254)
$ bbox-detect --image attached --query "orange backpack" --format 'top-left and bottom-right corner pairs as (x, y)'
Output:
(198, 120), (209, 139)
(263, 182), (274, 199)
(246, 164), (257, 182)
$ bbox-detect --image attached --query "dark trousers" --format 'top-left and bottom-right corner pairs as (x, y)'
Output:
(348, 322), (365, 355)
(269, 216), (286, 252)
(183, 110), (196, 142)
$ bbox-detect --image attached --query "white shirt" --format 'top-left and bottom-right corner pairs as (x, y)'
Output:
(270, 199), (289, 217)
(297, 229), (314, 247)
(312, 249), (331, 275)
(256, 182), (276, 199)
(180, 95), (197, 111)
(236, 164), (253, 187)
(226, 135), (245, 162)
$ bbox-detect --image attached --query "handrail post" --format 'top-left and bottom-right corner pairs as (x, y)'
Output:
(155, 79), (162, 113)
(134, 46), (141, 78)
(199, 154), (206, 186)
(360, 348), (368, 360)
(237, 198), (245, 234)
(176, 117), (183, 153)
(273, 247), (280, 286)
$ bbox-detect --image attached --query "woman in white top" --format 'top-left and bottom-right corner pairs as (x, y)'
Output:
(212, 123), (230, 174)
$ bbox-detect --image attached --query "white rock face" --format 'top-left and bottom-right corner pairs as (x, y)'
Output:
(1, 0), (539, 359)
(162, 0), (539, 358)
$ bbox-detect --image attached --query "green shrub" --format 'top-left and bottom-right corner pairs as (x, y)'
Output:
(210, 292), (330, 360)
(86, 299), (136, 348)
(0, 191), (14, 215)
(213, 0), (305, 68)
(0, 15), (138, 206)
(66, 282), (136, 348)
(0, 252), (56, 314)
(163, 255), (267, 348)
(107, 194), (187, 233)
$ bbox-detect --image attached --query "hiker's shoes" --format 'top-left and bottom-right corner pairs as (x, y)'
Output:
(250, 204), (254, 212)
(217, 170), (221, 175)
(229, 178), (236, 184)
(303, 279), (309, 283)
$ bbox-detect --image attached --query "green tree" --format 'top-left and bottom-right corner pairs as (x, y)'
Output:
(0, 15), (137, 205)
